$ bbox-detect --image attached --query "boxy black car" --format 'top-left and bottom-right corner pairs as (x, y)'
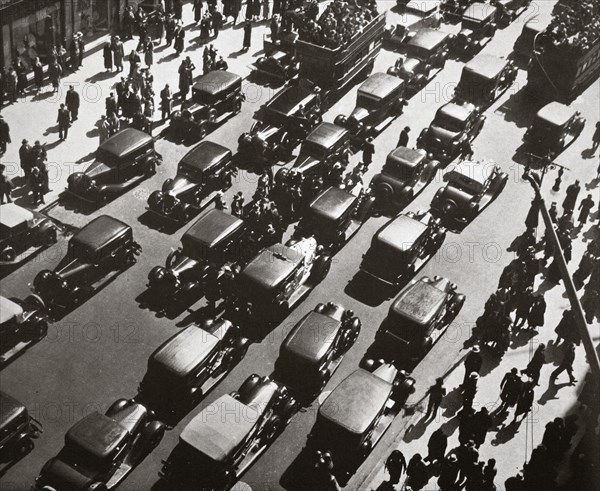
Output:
(0, 391), (42, 460)
(452, 3), (498, 58)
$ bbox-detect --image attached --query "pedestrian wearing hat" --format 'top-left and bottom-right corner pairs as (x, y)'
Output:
(523, 343), (545, 386)
(513, 378), (535, 423)
(57, 104), (71, 140)
(577, 194), (595, 226)
(438, 455), (461, 490)
(175, 29), (185, 55)
(397, 126), (410, 147)
(551, 341), (577, 384)
(592, 121), (600, 153)
(144, 42), (154, 68)
(526, 294), (546, 332)
(385, 449), (406, 484)
(426, 428), (448, 464)
(76, 33), (85, 67)
(0, 115), (11, 154)
(405, 453), (429, 491)
(562, 180), (581, 215)
(65, 86), (80, 122)
(498, 368), (522, 413)
(160, 84), (172, 120)
(19, 139), (33, 177)
(462, 372), (478, 414)
(425, 377), (446, 421)
(462, 346), (482, 387)
(243, 21), (252, 50)
(70, 36), (80, 70)
(48, 61), (62, 93)
(103, 43), (113, 71)
(112, 36), (125, 72)
(362, 136), (375, 166)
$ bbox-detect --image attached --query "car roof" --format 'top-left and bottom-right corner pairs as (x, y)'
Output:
(536, 101), (574, 127)
(182, 209), (243, 250)
(438, 102), (473, 122)
(192, 70), (241, 95)
(0, 391), (26, 429)
(445, 160), (488, 189)
(180, 141), (232, 172)
(264, 85), (316, 117)
(239, 243), (304, 291)
(376, 215), (427, 252)
(150, 320), (230, 377)
(282, 311), (341, 363)
(97, 128), (153, 159)
(71, 215), (131, 253)
(305, 122), (348, 149)
(0, 203), (34, 229)
(408, 28), (450, 51)
(387, 147), (426, 168)
(65, 412), (129, 460)
(358, 72), (403, 100)
(308, 186), (358, 223)
(0, 296), (23, 324)
(463, 2), (496, 22)
(464, 53), (507, 80)
(319, 369), (393, 434)
(391, 279), (447, 325)
(180, 394), (260, 462)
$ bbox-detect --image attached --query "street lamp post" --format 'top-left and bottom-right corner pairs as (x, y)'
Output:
(522, 170), (600, 382)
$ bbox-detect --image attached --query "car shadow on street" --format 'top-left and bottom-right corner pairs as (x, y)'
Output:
(494, 86), (541, 129)
(57, 193), (101, 217)
(137, 211), (183, 235)
(136, 289), (203, 321)
(344, 272), (398, 307)
(0, 444), (36, 479)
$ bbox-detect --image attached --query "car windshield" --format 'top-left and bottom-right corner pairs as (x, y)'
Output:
(178, 162), (203, 180)
(406, 44), (431, 60)
(434, 113), (465, 132)
(462, 18), (484, 30)
(61, 444), (110, 474)
(68, 241), (96, 262)
(300, 140), (328, 160)
(384, 161), (415, 180)
(356, 94), (381, 111)
(458, 71), (491, 100)
(173, 441), (225, 477)
(382, 314), (422, 344)
(95, 148), (120, 167)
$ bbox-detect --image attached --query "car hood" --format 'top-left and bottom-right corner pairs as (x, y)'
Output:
(293, 154), (321, 174)
(55, 259), (91, 280)
(38, 458), (94, 489)
(84, 160), (112, 179)
(429, 125), (459, 144)
(162, 175), (197, 197)
(349, 107), (370, 125)
(437, 185), (473, 212)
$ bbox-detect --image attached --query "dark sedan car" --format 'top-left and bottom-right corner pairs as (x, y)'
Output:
(369, 146), (439, 213)
(383, 9), (442, 49)
(160, 375), (296, 489)
(376, 276), (465, 360)
(430, 159), (508, 229)
(138, 318), (249, 419)
(454, 53), (517, 108)
(308, 361), (415, 472)
(360, 211), (446, 286)
(417, 101), (486, 163)
(238, 85), (322, 165)
(452, 3), (498, 58)
(35, 399), (164, 490)
(334, 72), (406, 146)
(492, 0), (531, 26)
(0, 391), (42, 460)
(66, 128), (161, 203)
(0, 203), (58, 265)
(294, 185), (374, 253)
(33, 216), (141, 313)
(168, 71), (244, 141)
(147, 141), (236, 223)
(147, 209), (246, 301)
(275, 302), (361, 396)
(523, 101), (586, 160)
(252, 49), (299, 82)
(1, 295), (48, 364)
(387, 28), (452, 94)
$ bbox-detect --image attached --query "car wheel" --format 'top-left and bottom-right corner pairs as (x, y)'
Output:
(17, 437), (34, 456)
(233, 100), (242, 114)
(144, 420), (166, 449)
(146, 159), (157, 176)
(1, 246), (16, 262)
(46, 228), (58, 245)
(313, 255), (331, 283)
(29, 319), (48, 342)
(263, 415), (283, 443)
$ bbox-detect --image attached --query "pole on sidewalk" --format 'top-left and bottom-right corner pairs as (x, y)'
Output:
(522, 170), (600, 382)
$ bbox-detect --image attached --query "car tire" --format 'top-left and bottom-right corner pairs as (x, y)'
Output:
(29, 318), (48, 342)
(263, 415), (283, 443)
(233, 100), (242, 114)
(17, 437), (34, 456)
(144, 420), (166, 450)
(197, 125), (207, 140)
(46, 228), (58, 245)
(1, 246), (16, 263)
(106, 398), (130, 417)
(146, 159), (157, 176)
(312, 255), (331, 283)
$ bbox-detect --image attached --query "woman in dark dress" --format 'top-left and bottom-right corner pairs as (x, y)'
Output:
(243, 20), (252, 49)
(33, 57), (44, 90)
(193, 0), (203, 22)
(103, 43), (113, 71)
(175, 29), (185, 55)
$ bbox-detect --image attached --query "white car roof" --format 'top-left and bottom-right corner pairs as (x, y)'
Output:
(0, 203), (34, 229)
(0, 296), (23, 324)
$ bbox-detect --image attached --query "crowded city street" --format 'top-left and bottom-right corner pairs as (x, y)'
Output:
(0, 0), (599, 490)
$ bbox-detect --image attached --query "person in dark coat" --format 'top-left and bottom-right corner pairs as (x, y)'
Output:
(462, 372), (478, 414)
(438, 455), (462, 491)
(0, 116), (11, 154)
(550, 341), (576, 384)
(541, 419), (563, 457)
(554, 309), (578, 345)
(128, 50), (141, 77)
(103, 43), (113, 71)
(144, 43), (154, 67)
(482, 459), (497, 489)
(513, 379), (535, 423)
(179, 71), (190, 102)
(513, 286), (534, 328)
(362, 136), (375, 166)
(112, 36), (125, 72)
(105, 92), (118, 118)
(193, 0), (203, 22)
(498, 368), (521, 413)
(397, 126), (410, 147)
(405, 453), (429, 491)
(471, 407), (493, 446)
(270, 15), (280, 41)
(0, 164), (14, 204)
(523, 343), (545, 386)
(19, 139), (33, 177)
(48, 62), (62, 92)
(57, 104), (71, 140)
(212, 10), (223, 38)
(526, 294), (546, 331)
(175, 29), (185, 55)
(426, 428), (448, 464)
(577, 194), (595, 226)
(76, 34), (85, 67)
(425, 377), (446, 421)
(160, 84), (172, 120)
(15, 61), (28, 97)
(32, 57), (44, 90)
(65, 85), (80, 122)
(246, 0), (254, 20)
(525, 196), (540, 231)
(242, 21), (253, 50)
(462, 346), (482, 386)
(385, 449), (406, 485)
(562, 180), (581, 214)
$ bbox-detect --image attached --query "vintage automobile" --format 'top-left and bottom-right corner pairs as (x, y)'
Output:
(0, 295), (48, 364)
(512, 16), (548, 60)
(159, 374), (296, 489)
(168, 71), (244, 141)
(238, 85), (322, 165)
(452, 3), (498, 58)
(453, 53), (517, 108)
(232, 237), (331, 325)
(376, 276), (465, 360)
(66, 128), (161, 203)
(360, 211), (446, 286)
(0, 391), (42, 459)
(387, 28), (453, 94)
(275, 303), (361, 396)
(0, 203), (58, 265)
(439, 0), (476, 19)
(252, 49), (299, 82)
(147, 209), (246, 301)
(307, 361), (415, 471)
(416, 101), (486, 163)
(32, 216), (141, 313)
(430, 160), (508, 228)
(138, 318), (250, 418)
(491, 0), (531, 26)
(276, 122), (351, 183)
(369, 146), (440, 213)
(383, 8), (442, 49)
(147, 141), (235, 223)
(334, 73), (406, 145)
(294, 185), (374, 253)
(35, 399), (164, 490)
(522, 101), (586, 160)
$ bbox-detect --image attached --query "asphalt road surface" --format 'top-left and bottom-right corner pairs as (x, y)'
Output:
(1, 0), (599, 489)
